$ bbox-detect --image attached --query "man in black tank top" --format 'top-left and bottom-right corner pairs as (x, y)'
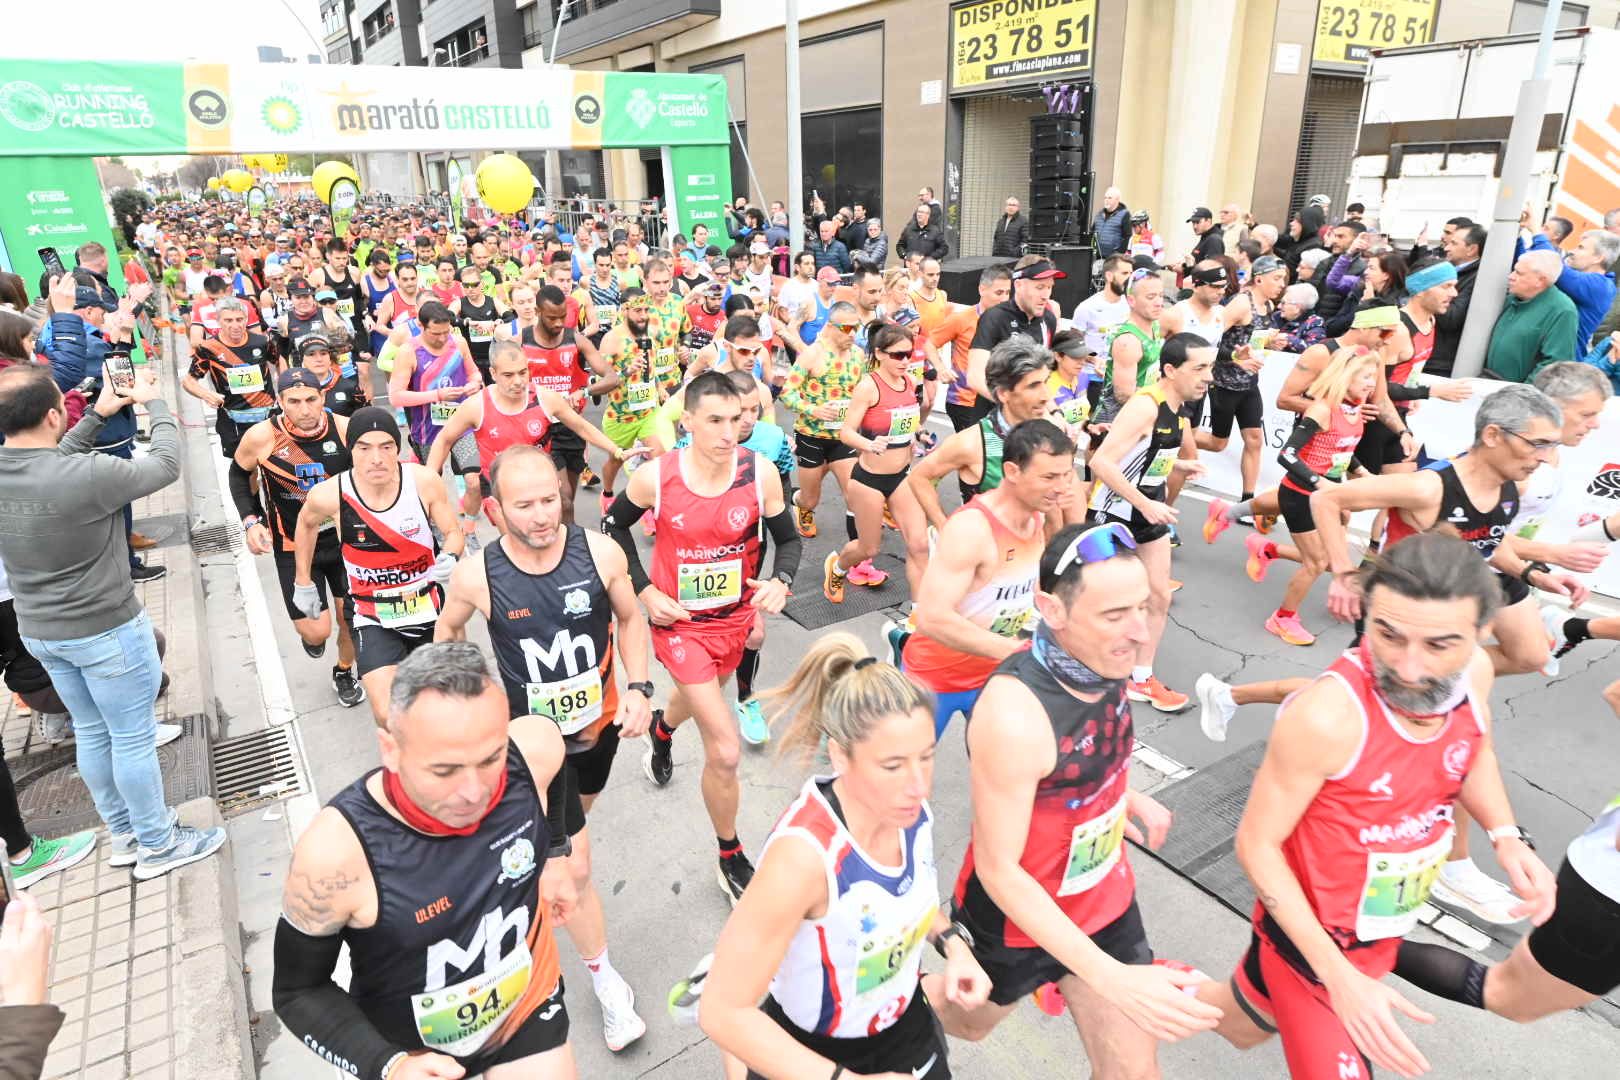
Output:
(930, 523), (1220, 1071)
(454, 264), (502, 383)
(436, 445), (654, 1052)
(1310, 384), (1591, 918)
(273, 644), (579, 1080)
(228, 369), (364, 708)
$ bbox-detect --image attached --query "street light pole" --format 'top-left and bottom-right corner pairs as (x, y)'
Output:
(785, 0), (804, 256)
(1452, 0), (1563, 377)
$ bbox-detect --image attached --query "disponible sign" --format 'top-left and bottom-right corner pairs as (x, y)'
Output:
(1312, 0), (1439, 67)
(0, 60), (730, 156)
(949, 0), (1096, 92)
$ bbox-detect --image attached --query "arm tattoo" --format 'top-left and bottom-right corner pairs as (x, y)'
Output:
(283, 867), (360, 936)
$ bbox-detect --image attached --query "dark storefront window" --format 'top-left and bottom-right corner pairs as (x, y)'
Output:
(802, 107), (882, 215)
(728, 122), (750, 203)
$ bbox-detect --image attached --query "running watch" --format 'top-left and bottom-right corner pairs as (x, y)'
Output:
(626, 681), (655, 699)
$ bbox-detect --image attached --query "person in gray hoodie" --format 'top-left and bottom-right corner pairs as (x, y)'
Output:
(0, 364), (225, 881)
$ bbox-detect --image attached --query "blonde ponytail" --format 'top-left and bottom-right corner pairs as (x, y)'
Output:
(758, 632), (932, 761)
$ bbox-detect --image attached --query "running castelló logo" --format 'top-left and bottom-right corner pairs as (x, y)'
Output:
(625, 88), (658, 129)
(0, 81), (56, 131)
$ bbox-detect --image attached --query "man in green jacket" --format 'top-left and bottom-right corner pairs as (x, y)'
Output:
(1485, 248), (1578, 382)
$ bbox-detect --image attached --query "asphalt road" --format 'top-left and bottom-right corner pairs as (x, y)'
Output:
(218, 399), (1620, 1079)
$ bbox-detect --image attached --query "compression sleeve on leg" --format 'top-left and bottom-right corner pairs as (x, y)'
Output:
(601, 490), (651, 594)
(228, 460), (265, 522)
(544, 764), (580, 858)
(272, 918), (407, 1079)
(764, 508), (803, 587)
(1277, 416), (1325, 490)
(1393, 940), (1487, 1009)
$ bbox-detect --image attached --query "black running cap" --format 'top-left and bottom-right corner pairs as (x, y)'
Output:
(345, 406), (401, 451)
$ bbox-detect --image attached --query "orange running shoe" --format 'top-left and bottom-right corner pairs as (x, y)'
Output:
(1126, 676), (1190, 713)
(1245, 533), (1277, 583)
(822, 553), (846, 604)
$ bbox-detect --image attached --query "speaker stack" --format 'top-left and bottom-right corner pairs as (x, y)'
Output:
(1028, 86), (1094, 313)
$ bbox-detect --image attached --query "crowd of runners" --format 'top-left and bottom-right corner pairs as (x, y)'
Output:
(91, 191), (1620, 1080)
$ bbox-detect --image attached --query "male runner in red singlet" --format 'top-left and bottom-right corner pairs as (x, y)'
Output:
(1197, 533), (1555, 1080)
(272, 643), (581, 1080)
(903, 419), (1074, 736)
(426, 341), (626, 527)
(601, 372), (803, 904)
(293, 408), (464, 727)
(930, 523), (1222, 1074)
(519, 285), (618, 523)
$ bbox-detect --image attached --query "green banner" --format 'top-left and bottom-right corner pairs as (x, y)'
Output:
(247, 186), (266, 217)
(0, 62), (190, 156)
(664, 145), (731, 240)
(330, 178), (359, 239)
(447, 159), (464, 231)
(0, 155), (125, 294)
(602, 73), (726, 149)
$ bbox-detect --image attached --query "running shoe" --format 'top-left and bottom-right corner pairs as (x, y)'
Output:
(667, 953), (713, 1025)
(110, 808), (179, 868)
(1244, 533), (1277, 583)
(846, 559), (888, 587)
(716, 850), (755, 906)
(1126, 676), (1190, 713)
(1203, 498), (1232, 544)
(133, 824), (228, 881)
(883, 619), (910, 668)
(1032, 982), (1065, 1017)
(1195, 673), (1237, 743)
(32, 710), (71, 747)
(822, 552), (846, 604)
(462, 531), (482, 556)
(333, 666), (366, 708)
(154, 723), (183, 749)
(1168, 578), (1183, 593)
(1429, 861), (1526, 925)
(1168, 523), (1181, 548)
(1254, 513), (1277, 535)
(1542, 606), (1574, 656)
(883, 506), (899, 531)
(301, 636), (327, 659)
(595, 976), (646, 1052)
(735, 699), (769, 746)
(795, 501), (816, 538)
(600, 490), (616, 521)
(1265, 612), (1316, 647)
(579, 465), (600, 489)
(9, 830), (96, 889)
(643, 715), (673, 787)
(131, 562), (167, 583)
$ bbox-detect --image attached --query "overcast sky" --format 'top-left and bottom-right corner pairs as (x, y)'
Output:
(6, 0), (325, 63)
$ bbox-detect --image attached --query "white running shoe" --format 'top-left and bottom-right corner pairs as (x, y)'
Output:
(596, 976), (647, 1052)
(1429, 860), (1526, 925)
(155, 723), (183, 749)
(1196, 673), (1237, 743)
(1540, 606), (1568, 677)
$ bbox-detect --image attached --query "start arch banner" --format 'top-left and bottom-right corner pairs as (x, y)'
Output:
(0, 60), (729, 156)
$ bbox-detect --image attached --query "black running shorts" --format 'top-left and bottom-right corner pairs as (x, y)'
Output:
(1527, 857), (1620, 997)
(957, 899), (1153, 1006)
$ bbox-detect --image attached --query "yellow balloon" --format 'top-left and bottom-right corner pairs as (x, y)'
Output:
(206, 176), (221, 190)
(312, 160), (361, 205)
(261, 153), (289, 173)
(475, 154), (534, 215)
(224, 169), (254, 193)
(241, 154), (262, 170)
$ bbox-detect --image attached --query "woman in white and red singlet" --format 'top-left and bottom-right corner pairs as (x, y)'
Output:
(699, 635), (989, 1080)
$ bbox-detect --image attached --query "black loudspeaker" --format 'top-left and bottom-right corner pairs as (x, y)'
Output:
(1030, 150), (1087, 180)
(1030, 114), (1086, 152)
(1029, 178), (1088, 212)
(1047, 245), (1093, 315)
(937, 255), (1011, 306)
(1028, 209), (1086, 244)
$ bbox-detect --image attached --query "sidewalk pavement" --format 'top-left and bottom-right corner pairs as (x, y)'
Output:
(0, 344), (250, 1079)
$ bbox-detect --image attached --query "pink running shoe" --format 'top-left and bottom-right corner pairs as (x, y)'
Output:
(1202, 498), (1232, 544)
(1265, 611), (1316, 647)
(846, 559), (889, 587)
(1244, 532), (1277, 582)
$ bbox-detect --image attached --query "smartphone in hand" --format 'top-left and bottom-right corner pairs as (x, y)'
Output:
(105, 351), (137, 395)
(37, 246), (66, 277)
(0, 848), (16, 921)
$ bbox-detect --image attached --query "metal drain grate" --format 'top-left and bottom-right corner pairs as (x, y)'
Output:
(190, 521), (242, 556)
(212, 723), (310, 816)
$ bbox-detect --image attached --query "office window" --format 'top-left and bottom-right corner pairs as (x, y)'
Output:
(728, 123), (749, 204)
(1509, 1), (1588, 32)
(802, 107), (882, 215)
(435, 20), (489, 66)
(522, 4), (547, 50)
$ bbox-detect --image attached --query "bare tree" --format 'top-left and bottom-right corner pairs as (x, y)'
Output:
(175, 155), (234, 192)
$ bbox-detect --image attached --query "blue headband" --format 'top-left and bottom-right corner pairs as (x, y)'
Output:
(1406, 261), (1458, 295)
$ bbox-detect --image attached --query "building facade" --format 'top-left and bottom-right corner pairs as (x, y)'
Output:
(516, 0), (1620, 261)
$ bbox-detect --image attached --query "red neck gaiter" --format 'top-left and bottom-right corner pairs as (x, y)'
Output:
(382, 767), (507, 837)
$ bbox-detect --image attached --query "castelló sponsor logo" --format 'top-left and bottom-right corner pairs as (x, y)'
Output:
(624, 85), (711, 130)
(324, 84), (553, 136)
(625, 88), (658, 129)
(0, 79), (157, 132)
(0, 81), (54, 131)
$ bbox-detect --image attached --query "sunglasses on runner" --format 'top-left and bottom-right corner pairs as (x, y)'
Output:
(730, 343), (764, 357)
(1051, 522), (1139, 579)
(880, 347), (914, 361)
(830, 321), (860, 332)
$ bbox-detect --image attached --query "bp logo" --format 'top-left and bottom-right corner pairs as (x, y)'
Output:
(573, 94), (600, 126)
(497, 837), (536, 884)
(188, 89), (228, 128)
(262, 95), (302, 135)
(0, 81), (54, 132)
(625, 87), (658, 130)
(1587, 462), (1620, 500)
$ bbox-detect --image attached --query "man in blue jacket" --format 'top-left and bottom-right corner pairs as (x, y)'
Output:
(39, 274), (164, 582)
(1554, 228), (1619, 359)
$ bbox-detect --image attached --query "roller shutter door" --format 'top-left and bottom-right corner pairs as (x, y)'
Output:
(960, 95), (1045, 257)
(1289, 74), (1364, 220)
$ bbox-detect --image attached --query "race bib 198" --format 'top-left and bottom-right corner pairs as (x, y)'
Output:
(526, 670), (603, 735)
